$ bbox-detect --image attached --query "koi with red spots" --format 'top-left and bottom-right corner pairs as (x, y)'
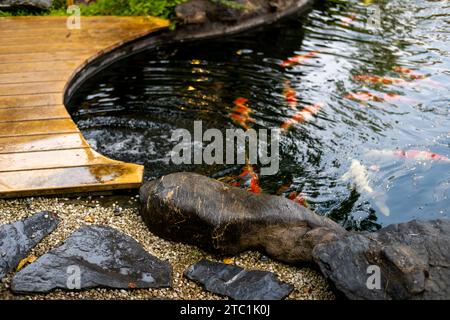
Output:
(280, 51), (320, 68)
(368, 149), (450, 162)
(280, 103), (323, 130)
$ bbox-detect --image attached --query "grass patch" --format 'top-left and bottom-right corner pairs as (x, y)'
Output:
(0, 0), (187, 19)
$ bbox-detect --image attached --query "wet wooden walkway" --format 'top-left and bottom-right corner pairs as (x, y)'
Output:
(0, 16), (169, 198)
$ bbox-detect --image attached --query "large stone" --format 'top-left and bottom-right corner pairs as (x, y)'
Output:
(0, 0), (53, 9)
(140, 172), (345, 265)
(313, 219), (450, 300)
(185, 259), (293, 300)
(0, 211), (59, 280)
(11, 225), (172, 293)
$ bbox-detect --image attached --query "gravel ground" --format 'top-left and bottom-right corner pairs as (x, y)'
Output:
(0, 195), (335, 300)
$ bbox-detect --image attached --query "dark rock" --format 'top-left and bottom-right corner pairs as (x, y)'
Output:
(140, 172), (345, 265)
(172, 0), (314, 41)
(0, 211), (59, 280)
(11, 225), (172, 293)
(185, 259), (293, 300)
(0, 0), (53, 9)
(313, 219), (450, 300)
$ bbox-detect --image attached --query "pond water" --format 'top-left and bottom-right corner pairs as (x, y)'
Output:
(68, 0), (450, 231)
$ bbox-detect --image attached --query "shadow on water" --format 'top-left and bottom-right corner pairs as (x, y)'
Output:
(68, 0), (450, 231)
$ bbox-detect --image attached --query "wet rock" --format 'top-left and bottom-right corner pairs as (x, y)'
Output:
(0, 211), (59, 280)
(11, 225), (172, 293)
(185, 259), (293, 300)
(313, 219), (450, 300)
(0, 0), (53, 9)
(140, 172), (345, 265)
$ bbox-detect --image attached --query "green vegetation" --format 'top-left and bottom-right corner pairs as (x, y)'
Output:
(0, 0), (187, 19)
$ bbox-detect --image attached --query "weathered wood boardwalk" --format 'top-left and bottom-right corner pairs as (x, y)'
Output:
(0, 16), (169, 198)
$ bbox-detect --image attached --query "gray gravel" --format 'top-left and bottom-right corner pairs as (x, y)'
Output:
(0, 196), (335, 300)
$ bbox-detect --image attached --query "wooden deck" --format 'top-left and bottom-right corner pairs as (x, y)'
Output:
(0, 16), (169, 198)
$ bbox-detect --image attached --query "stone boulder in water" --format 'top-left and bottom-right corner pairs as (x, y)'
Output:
(313, 219), (450, 300)
(0, 0), (53, 9)
(140, 172), (345, 265)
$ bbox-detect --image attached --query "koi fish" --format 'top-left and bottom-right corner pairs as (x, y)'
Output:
(238, 164), (262, 194)
(280, 51), (319, 68)
(346, 92), (416, 104)
(280, 103), (323, 130)
(340, 14), (356, 27)
(341, 159), (390, 216)
(345, 91), (385, 103)
(392, 66), (426, 80)
(288, 191), (308, 208)
(367, 149), (450, 162)
(353, 75), (407, 85)
(229, 97), (255, 130)
(283, 81), (298, 109)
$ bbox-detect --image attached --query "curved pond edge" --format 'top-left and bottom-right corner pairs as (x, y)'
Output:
(64, 0), (315, 104)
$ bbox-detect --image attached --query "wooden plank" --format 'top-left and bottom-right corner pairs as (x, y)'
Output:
(0, 133), (88, 154)
(0, 94), (62, 108)
(0, 81), (66, 96)
(0, 61), (79, 74)
(0, 51), (93, 64)
(0, 118), (79, 137)
(0, 71), (68, 84)
(0, 148), (117, 172)
(0, 164), (145, 198)
(0, 105), (69, 122)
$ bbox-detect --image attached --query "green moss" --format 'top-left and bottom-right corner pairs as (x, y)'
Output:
(0, 0), (187, 20)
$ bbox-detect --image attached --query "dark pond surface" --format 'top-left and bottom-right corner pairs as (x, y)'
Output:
(68, 0), (450, 231)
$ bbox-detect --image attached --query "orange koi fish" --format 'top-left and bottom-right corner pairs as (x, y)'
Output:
(353, 75), (407, 85)
(280, 51), (320, 68)
(283, 81), (298, 109)
(288, 191), (308, 208)
(281, 103), (323, 130)
(238, 164), (262, 194)
(368, 149), (450, 162)
(229, 97), (255, 130)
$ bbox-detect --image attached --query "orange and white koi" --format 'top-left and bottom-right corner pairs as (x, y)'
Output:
(392, 66), (426, 80)
(288, 191), (308, 208)
(229, 97), (255, 130)
(280, 51), (320, 68)
(340, 14), (356, 27)
(353, 75), (407, 85)
(368, 149), (450, 162)
(345, 91), (385, 103)
(280, 103), (323, 130)
(283, 81), (298, 109)
(346, 92), (416, 104)
(238, 164), (262, 194)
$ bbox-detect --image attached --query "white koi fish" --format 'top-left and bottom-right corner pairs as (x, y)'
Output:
(341, 159), (390, 216)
